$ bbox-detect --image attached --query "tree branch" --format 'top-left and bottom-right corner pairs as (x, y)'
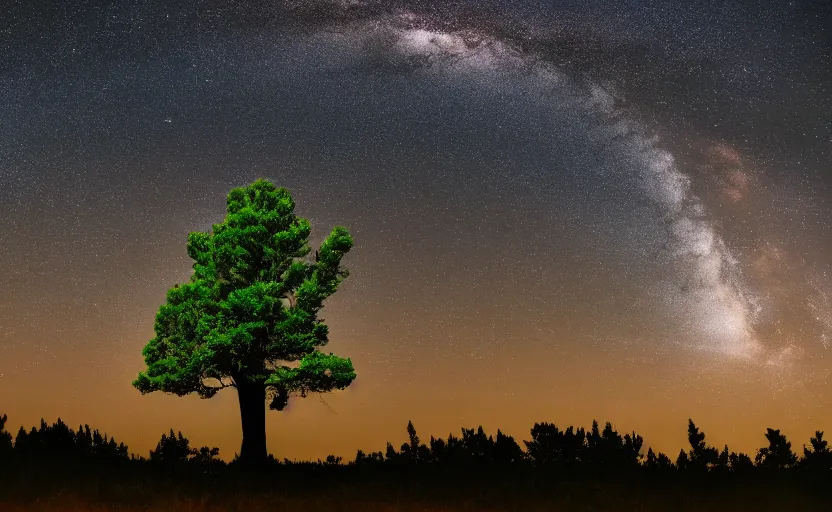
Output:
(284, 291), (296, 309)
(202, 377), (235, 390)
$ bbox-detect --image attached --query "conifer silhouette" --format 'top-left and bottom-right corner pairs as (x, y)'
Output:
(755, 428), (797, 469)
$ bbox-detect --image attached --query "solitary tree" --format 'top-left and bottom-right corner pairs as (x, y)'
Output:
(134, 180), (356, 465)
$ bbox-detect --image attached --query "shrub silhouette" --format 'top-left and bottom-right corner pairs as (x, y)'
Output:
(352, 449), (385, 467)
(150, 430), (195, 465)
(150, 429), (221, 471)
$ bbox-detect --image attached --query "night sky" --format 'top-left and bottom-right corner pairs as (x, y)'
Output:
(1, 0), (830, 461)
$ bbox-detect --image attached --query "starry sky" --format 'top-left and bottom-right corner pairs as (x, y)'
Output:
(1, 0), (830, 461)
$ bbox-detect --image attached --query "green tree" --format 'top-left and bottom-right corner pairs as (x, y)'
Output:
(134, 180), (356, 464)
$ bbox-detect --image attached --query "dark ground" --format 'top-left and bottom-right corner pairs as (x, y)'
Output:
(1, 465), (829, 512)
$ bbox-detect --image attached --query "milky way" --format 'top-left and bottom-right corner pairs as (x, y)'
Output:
(306, 1), (820, 363)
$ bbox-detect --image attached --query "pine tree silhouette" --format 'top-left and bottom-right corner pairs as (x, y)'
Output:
(0, 414), (12, 461)
(755, 428), (797, 469)
(801, 431), (831, 471)
(728, 451), (754, 472)
(685, 420), (719, 471)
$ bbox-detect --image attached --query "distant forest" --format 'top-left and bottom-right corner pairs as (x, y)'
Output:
(4, 413), (831, 511)
(2, 413), (830, 474)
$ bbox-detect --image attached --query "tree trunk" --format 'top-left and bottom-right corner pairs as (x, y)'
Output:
(236, 380), (267, 465)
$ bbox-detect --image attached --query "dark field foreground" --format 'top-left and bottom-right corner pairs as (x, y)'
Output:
(1, 467), (828, 512)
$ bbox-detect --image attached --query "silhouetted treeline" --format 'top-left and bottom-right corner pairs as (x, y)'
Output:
(1, 413), (830, 477)
(0, 415), (223, 472)
(4, 416), (128, 464)
(3, 413), (832, 511)
(346, 419), (829, 477)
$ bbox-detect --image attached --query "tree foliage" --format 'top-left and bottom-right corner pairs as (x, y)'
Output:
(129, 180), (358, 464)
(134, 179), (356, 408)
